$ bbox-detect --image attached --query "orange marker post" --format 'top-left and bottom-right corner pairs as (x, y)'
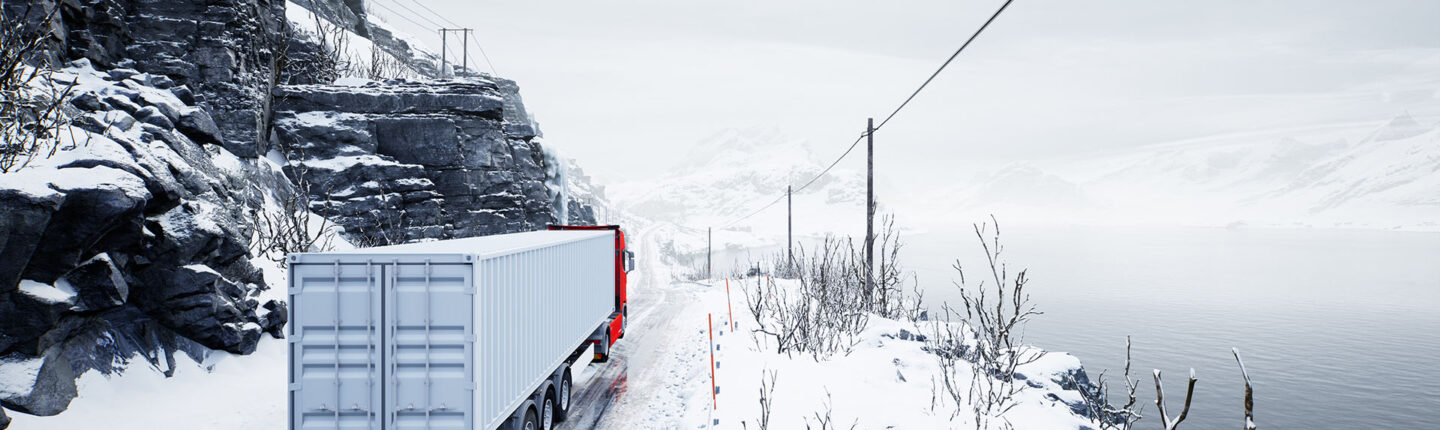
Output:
(708, 313), (717, 409)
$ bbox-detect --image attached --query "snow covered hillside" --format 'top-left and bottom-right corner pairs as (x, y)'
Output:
(909, 113), (1440, 230)
(612, 128), (865, 232)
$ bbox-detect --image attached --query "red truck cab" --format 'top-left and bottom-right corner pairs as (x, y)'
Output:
(548, 225), (632, 361)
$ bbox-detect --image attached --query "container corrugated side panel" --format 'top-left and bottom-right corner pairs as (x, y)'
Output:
(289, 261), (385, 430)
(476, 233), (613, 430)
(390, 261), (474, 430)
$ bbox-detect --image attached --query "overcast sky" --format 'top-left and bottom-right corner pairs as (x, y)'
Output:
(371, 0), (1440, 186)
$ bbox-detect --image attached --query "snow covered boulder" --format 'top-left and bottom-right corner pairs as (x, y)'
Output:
(0, 345), (77, 417)
(175, 107), (223, 146)
(0, 187), (65, 292)
(0, 282), (76, 355)
(20, 167), (151, 284)
(133, 264), (263, 355)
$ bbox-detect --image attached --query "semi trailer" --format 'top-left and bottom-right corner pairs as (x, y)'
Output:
(287, 225), (634, 430)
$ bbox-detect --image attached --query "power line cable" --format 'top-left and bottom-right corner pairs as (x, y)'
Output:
(410, 0), (461, 27)
(365, 0), (435, 31)
(372, 0), (445, 29)
(714, 0), (1014, 228)
(875, 0), (1013, 132)
(408, 0), (500, 75)
(468, 37), (500, 75)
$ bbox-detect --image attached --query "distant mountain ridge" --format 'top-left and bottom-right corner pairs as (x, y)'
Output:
(937, 113), (1440, 229)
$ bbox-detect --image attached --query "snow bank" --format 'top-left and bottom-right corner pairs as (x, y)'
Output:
(702, 276), (1100, 429)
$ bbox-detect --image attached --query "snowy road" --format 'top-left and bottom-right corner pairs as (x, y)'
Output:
(556, 225), (714, 429)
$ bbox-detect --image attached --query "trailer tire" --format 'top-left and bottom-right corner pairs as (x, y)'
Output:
(522, 406), (540, 430)
(554, 369), (573, 422)
(541, 391), (556, 430)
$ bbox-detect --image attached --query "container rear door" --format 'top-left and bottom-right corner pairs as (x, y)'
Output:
(387, 261), (475, 430)
(290, 262), (384, 430)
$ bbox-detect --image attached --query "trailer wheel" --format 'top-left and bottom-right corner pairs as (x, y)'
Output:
(522, 407), (540, 430)
(541, 392), (556, 430)
(554, 369), (573, 422)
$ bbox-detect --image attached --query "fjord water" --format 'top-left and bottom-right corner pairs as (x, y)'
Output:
(906, 226), (1440, 429)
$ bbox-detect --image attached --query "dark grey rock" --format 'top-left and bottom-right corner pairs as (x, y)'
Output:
(107, 69), (141, 81)
(0, 347), (77, 417)
(375, 117), (461, 167)
(60, 254), (128, 312)
(169, 85), (196, 105)
(101, 94), (141, 114)
(135, 106), (174, 129)
(70, 92), (108, 111)
(1, 404), (9, 428)
(0, 189), (65, 293)
(259, 299), (287, 339)
(22, 171), (150, 284)
(133, 264), (262, 355)
(0, 283), (73, 355)
(176, 107), (223, 145)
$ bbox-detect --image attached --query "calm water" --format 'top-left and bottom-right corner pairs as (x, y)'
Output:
(904, 226), (1440, 429)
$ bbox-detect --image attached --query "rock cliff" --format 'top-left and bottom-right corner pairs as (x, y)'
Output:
(0, 0), (599, 422)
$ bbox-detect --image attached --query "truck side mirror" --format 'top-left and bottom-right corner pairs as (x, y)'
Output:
(625, 250), (635, 273)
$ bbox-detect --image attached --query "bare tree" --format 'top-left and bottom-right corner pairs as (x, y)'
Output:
(1, 2), (75, 173)
(364, 44), (417, 81)
(803, 389), (858, 430)
(739, 214), (919, 360)
(281, 12), (354, 84)
(747, 368), (778, 430)
(930, 216), (1046, 424)
(1234, 348), (1256, 430)
(1152, 368), (1197, 430)
(1076, 336), (1143, 430)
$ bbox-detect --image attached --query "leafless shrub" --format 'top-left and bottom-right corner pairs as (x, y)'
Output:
(251, 151), (336, 263)
(803, 389), (858, 430)
(364, 44), (416, 81)
(1234, 348), (1256, 430)
(744, 368), (778, 430)
(1076, 337), (1143, 430)
(1, 3), (75, 173)
(930, 216), (1045, 424)
(281, 12), (354, 84)
(739, 215), (919, 360)
(742, 238), (868, 360)
(1152, 368), (1197, 430)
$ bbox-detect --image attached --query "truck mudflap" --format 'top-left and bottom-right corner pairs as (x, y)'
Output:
(588, 313), (624, 361)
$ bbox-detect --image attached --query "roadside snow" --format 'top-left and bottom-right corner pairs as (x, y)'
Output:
(703, 276), (1099, 429)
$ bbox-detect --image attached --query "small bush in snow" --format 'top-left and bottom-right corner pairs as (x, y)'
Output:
(0, 3), (75, 173)
(929, 216), (1045, 425)
(741, 215), (921, 360)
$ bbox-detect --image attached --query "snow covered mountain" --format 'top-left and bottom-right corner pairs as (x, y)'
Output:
(612, 127), (865, 231)
(921, 113), (1440, 230)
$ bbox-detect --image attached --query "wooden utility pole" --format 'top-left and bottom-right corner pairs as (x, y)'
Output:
(439, 29), (448, 77)
(439, 28), (475, 77)
(787, 185), (793, 273)
(865, 117), (875, 302)
(707, 227), (712, 279)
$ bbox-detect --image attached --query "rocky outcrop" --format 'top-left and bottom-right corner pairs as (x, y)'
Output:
(272, 77), (596, 243)
(0, 62), (288, 415)
(35, 0), (288, 157)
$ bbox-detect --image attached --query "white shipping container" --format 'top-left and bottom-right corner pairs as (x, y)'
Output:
(287, 230), (616, 430)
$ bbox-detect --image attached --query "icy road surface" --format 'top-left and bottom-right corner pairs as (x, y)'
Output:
(556, 225), (716, 429)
